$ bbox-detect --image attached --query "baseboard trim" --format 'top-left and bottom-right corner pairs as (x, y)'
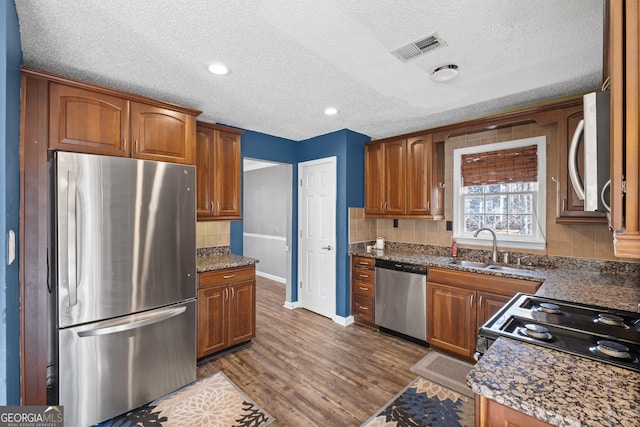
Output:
(283, 301), (301, 310)
(256, 271), (286, 283)
(333, 315), (354, 327)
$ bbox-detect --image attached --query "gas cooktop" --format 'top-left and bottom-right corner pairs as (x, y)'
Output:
(476, 293), (640, 372)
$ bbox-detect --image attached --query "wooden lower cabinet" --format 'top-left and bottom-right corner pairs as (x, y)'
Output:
(427, 268), (541, 361)
(351, 256), (376, 325)
(477, 395), (553, 427)
(197, 265), (256, 357)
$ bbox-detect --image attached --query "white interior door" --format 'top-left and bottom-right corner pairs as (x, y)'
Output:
(298, 157), (336, 319)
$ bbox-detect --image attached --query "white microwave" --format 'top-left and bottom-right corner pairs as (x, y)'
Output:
(568, 90), (610, 212)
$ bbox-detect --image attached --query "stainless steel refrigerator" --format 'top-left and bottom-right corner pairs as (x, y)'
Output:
(49, 151), (197, 426)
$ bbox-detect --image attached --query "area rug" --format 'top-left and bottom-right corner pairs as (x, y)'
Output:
(410, 351), (474, 398)
(95, 372), (274, 426)
(361, 377), (474, 427)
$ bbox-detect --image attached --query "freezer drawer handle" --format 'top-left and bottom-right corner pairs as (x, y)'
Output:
(77, 306), (187, 337)
(67, 170), (78, 307)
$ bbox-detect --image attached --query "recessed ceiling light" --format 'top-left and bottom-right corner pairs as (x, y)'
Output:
(208, 63), (229, 75)
(324, 107), (338, 116)
(431, 64), (458, 82)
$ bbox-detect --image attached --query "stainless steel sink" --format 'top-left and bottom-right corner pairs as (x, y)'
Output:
(485, 265), (534, 274)
(445, 259), (490, 269)
(445, 259), (534, 274)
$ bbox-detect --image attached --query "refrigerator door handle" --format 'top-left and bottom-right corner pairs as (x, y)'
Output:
(77, 306), (187, 337)
(67, 170), (78, 307)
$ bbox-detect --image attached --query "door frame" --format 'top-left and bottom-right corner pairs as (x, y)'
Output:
(297, 156), (337, 319)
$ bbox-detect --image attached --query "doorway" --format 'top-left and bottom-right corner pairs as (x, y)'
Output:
(298, 156), (337, 319)
(242, 158), (293, 302)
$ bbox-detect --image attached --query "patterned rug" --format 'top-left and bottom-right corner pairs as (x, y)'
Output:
(95, 372), (274, 426)
(361, 377), (474, 427)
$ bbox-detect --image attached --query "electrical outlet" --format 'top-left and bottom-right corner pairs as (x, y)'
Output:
(446, 221), (453, 231)
(393, 219), (398, 228)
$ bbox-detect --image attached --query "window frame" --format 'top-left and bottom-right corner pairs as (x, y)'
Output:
(452, 136), (546, 250)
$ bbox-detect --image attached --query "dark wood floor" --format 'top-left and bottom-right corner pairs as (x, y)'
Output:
(197, 276), (429, 426)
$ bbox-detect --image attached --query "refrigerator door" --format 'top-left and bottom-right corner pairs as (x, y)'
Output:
(56, 152), (196, 328)
(59, 301), (196, 426)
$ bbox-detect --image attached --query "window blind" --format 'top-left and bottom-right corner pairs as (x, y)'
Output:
(461, 145), (538, 186)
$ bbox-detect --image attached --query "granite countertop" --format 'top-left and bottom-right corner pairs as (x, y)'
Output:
(196, 247), (258, 273)
(468, 338), (640, 427)
(349, 245), (640, 426)
(349, 246), (640, 313)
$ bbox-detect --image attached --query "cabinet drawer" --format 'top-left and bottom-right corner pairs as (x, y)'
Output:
(353, 256), (374, 269)
(353, 281), (375, 297)
(353, 295), (375, 323)
(198, 265), (255, 289)
(353, 268), (375, 285)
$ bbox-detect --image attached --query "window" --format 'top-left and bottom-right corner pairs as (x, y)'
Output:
(453, 136), (546, 250)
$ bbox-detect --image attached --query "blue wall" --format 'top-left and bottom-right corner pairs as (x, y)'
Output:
(1, 0), (23, 405)
(232, 128), (369, 318)
(230, 129), (299, 297)
(298, 129), (369, 317)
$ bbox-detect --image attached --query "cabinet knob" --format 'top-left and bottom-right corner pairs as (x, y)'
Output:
(359, 286), (368, 291)
(470, 294), (474, 307)
(223, 274), (235, 279)
(359, 306), (368, 310)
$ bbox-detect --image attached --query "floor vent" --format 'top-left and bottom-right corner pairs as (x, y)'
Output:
(392, 33), (447, 62)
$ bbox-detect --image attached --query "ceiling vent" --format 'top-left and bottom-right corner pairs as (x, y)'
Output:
(392, 33), (447, 62)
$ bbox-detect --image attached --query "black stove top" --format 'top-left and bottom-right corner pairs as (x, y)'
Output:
(476, 293), (640, 372)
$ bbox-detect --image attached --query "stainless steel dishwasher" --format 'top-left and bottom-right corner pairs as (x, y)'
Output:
(374, 259), (427, 343)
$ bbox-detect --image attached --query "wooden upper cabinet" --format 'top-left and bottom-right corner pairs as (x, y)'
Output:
(365, 134), (443, 219)
(45, 70), (200, 165)
(556, 103), (607, 223)
(406, 135), (444, 218)
(364, 142), (385, 215)
(49, 83), (129, 156)
(196, 121), (243, 221)
(383, 139), (407, 216)
(610, 0), (640, 258)
(214, 129), (242, 217)
(196, 127), (214, 217)
(130, 102), (196, 164)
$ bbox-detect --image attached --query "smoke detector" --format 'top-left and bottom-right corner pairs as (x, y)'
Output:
(431, 64), (459, 82)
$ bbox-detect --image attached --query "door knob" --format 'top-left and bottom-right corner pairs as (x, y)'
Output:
(321, 245), (333, 250)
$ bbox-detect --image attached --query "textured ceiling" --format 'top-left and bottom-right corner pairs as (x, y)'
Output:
(14, 0), (604, 141)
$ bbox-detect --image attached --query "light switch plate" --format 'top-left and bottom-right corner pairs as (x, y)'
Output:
(7, 229), (15, 265)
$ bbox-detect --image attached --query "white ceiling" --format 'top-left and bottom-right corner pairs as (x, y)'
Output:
(14, 0), (604, 141)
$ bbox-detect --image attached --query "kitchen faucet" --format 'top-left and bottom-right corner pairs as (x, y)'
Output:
(473, 227), (498, 263)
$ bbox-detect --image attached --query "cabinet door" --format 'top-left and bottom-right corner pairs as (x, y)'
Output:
(477, 292), (511, 332)
(229, 280), (256, 345)
(384, 139), (407, 215)
(364, 142), (385, 215)
(49, 83), (129, 156)
(427, 282), (476, 359)
(130, 101), (196, 165)
(197, 285), (228, 357)
(406, 135), (433, 216)
(213, 130), (242, 218)
(195, 126), (214, 217)
(482, 396), (553, 427)
(557, 105), (607, 223)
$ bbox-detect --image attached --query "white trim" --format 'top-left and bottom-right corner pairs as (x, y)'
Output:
(453, 136), (547, 249)
(332, 315), (354, 327)
(283, 301), (301, 310)
(256, 271), (286, 283)
(243, 232), (287, 241)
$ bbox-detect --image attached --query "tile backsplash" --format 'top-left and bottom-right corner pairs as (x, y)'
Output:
(349, 123), (638, 263)
(196, 221), (230, 248)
